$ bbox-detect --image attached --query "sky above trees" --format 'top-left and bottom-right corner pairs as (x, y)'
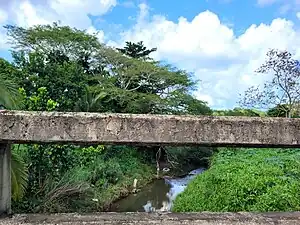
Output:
(0, 0), (300, 109)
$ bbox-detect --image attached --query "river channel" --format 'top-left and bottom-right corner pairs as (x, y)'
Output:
(111, 167), (206, 212)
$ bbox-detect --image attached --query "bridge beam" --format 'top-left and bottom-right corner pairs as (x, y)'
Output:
(1, 111), (300, 147)
(0, 144), (11, 216)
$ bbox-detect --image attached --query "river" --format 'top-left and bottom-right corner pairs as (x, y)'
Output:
(111, 167), (206, 212)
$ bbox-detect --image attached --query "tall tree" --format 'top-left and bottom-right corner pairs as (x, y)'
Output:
(4, 23), (99, 111)
(117, 41), (157, 60)
(266, 104), (288, 117)
(5, 23), (211, 116)
(239, 49), (300, 118)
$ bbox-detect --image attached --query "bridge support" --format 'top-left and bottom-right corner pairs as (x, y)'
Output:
(0, 144), (11, 216)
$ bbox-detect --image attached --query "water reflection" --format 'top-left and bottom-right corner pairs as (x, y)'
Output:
(111, 168), (206, 212)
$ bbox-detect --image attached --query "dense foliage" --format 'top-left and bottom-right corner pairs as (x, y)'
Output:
(213, 107), (265, 117)
(12, 145), (154, 213)
(3, 22), (297, 214)
(0, 23), (214, 213)
(173, 148), (300, 212)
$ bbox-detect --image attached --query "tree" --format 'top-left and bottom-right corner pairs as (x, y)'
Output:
(213, 108), (263, 117)
(4, 23), (101, 61)
(117, 41), (157, 60)
(5, 23), (211, 115)
(12, 51), (87, 111)
(4, 23), (98, 111)
(0, 58), (23, 109)
(239, 49), (300, 118)
(4, 23), (212, 193)
(267, 104), (289, 117)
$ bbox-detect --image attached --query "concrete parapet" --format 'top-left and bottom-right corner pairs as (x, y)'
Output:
(0, 111), (300, 147)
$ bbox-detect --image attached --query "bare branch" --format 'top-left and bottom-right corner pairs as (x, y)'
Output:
(239, 49), (300, 117)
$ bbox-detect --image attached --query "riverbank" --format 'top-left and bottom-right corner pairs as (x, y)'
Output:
(100, 166), (157, 211)
(12, 145), (156, 213)
(12, 144), (212, 214)
(173, 148), (300, 212)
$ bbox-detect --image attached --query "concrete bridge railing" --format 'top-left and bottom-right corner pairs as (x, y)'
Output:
(1, 110), (300, 224)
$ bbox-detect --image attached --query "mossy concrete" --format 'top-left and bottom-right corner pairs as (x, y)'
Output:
(1, 111), (300, 147)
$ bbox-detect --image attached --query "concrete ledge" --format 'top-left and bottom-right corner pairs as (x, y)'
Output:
(1, 212), (300, 225)
(1, 111), (300, 147)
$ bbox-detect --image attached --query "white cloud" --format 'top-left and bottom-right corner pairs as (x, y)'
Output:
(0, 0), (116, 49)
(116, 4), (300, 109)
(86, 26), (105, 43)
(1, 1), (300, 110)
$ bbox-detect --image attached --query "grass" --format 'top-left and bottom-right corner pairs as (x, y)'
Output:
(172, 148), (300, 212)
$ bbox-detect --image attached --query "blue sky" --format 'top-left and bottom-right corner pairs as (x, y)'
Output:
(1, 0), (300, 109)
(102, 0), (293, 30)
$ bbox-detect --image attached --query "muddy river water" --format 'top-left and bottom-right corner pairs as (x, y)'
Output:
(111, 168), (206, 212)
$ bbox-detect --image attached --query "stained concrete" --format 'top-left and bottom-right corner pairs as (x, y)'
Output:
(0, 144), (11, 216)
(1, 212), (300, 224)
(1, 111), (300, 147)
(1, 112), (300, 223)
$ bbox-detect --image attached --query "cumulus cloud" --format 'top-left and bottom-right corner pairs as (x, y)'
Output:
(0, 0), (116, 49)
(1, 0), (300, 109)
(116, 4), (300, 109)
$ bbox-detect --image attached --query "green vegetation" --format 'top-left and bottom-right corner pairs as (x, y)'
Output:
(173, 49), (300, 213)
(213, 107), (265, 117)
(1, 22), (213, 213)
(12, 145), (154, 213)
(173, 148), (300, 212)
(2, 22), (300, 214)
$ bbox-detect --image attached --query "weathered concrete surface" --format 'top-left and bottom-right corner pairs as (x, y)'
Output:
(0, 144), (11, 216)
(1, 212), (300, 225)
(1, 111), (300, 147)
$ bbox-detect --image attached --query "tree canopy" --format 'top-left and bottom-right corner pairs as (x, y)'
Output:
(239, 49), (300, 118)
(116, 41), (157, 60)
(4, 23), (211, 115)
(0, 23), (214, 213)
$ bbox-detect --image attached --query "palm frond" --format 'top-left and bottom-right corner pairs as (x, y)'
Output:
(0, 74), (22, 109)
(11, 148), (29, 201)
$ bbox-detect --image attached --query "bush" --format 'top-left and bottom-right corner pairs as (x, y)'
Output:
(13, 144), (154, 213)
(172, 148), (300, 212)
(34, 168), (93, 213)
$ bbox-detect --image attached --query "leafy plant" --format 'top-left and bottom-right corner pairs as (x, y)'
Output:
(173, 148), (300, 212)
(11, 146), (28, 201)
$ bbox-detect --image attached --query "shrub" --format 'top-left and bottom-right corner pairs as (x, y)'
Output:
(13, 144), (154, 213)
(35, 168), (93, 213)
(172, 148), (300, 212)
